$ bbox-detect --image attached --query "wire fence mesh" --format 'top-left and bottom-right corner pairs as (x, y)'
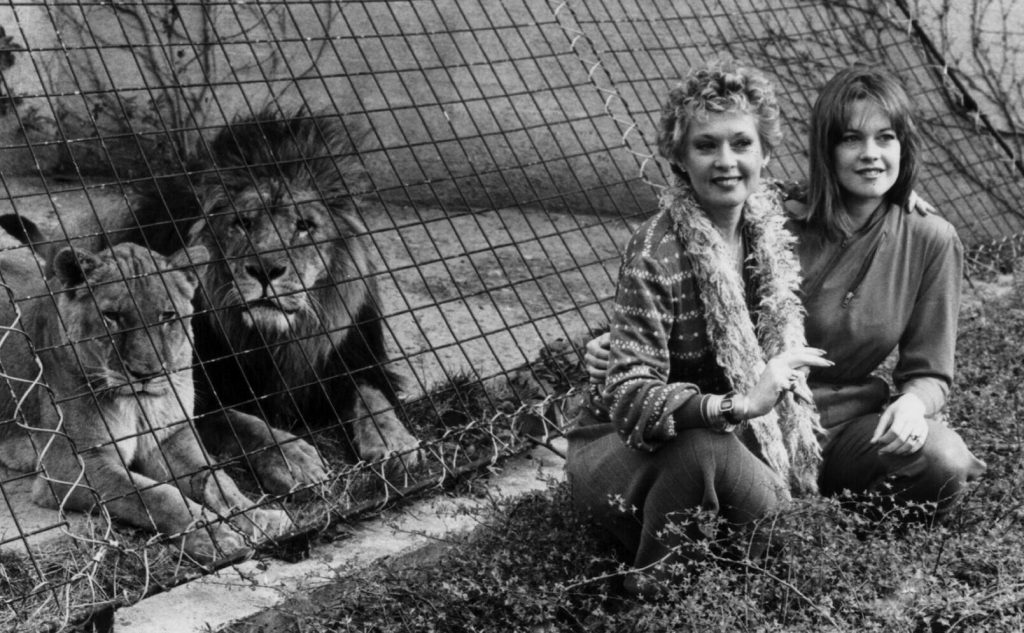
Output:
(0, 0), (1019, 629)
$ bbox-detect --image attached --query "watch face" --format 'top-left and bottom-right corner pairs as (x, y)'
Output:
(719, 396), (740, 429)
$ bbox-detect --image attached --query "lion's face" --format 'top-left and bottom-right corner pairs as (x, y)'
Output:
(53, 244), (206, 398)
(197, 181), (369, 337)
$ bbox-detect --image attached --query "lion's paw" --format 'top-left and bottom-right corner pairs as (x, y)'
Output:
(235, 507), (294, 542)
(180, 522), (251, 564)
(360, 433), (425, 483)
(383, 445), (425, 484)
(253, 432), (329, 494)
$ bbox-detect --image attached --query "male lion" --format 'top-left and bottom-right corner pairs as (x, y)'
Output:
(114, 109), (422, 490)
(0, 242), (292, 562)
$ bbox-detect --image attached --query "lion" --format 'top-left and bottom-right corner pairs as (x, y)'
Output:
(112, 109), (422, 491)
(0, 242), (292, 562)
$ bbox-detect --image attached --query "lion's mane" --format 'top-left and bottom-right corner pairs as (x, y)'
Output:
(115, 110), (400, 440)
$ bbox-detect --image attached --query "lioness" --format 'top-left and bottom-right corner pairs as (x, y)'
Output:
(114, 110), (422, 489)
(0, 242), (291, 562)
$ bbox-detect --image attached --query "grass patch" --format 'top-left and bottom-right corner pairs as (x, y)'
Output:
(247, 286), (1024, 633)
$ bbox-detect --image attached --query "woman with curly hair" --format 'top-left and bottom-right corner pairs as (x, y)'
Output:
(565, 60), (830, 594)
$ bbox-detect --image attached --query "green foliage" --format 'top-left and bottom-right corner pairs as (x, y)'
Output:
(278, 289), (1024, 633)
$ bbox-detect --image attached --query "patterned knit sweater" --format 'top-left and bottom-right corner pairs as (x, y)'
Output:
(604, 208), (745, 452)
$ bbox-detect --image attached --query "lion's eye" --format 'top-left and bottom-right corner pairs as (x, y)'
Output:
(295, 218), (315, 232)
(233, 215), (253, 231)
(101, 311), (120, 328)
(160, 311), (178, 323)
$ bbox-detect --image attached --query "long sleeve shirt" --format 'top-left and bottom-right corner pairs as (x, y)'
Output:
(790, 205), (963, 419)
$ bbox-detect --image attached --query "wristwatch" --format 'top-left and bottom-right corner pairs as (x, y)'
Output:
(715, 394), (742, 432)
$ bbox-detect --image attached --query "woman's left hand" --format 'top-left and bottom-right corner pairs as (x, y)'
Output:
(870, 393), (928, 455)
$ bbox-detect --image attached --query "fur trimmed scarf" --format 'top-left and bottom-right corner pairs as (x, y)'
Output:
(662, 179), (823, 497)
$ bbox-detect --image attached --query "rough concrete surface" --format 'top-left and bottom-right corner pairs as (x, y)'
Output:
(113, 439), (568, 633)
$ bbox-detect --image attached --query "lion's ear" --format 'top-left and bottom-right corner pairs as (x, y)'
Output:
(53, 247), (101, 287)
(169, 245), (209, 269)
(168, 245), (208, 288)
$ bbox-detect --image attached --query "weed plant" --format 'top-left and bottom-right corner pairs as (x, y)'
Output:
(268, 285), (1024, 633)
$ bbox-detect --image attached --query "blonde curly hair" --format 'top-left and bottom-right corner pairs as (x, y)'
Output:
(657, 59), (782, 170)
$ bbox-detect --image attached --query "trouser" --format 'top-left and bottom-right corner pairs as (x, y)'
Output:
(820, 413), (987, 521)
(566, 427), (787, 572)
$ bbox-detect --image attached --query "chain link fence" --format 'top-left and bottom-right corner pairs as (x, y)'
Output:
(0, 0), (1018, 629)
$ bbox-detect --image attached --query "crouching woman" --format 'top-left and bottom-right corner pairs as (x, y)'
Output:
(565, 61), (829, 593)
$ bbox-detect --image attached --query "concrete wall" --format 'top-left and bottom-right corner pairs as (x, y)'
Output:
(1, 1), (1020, 245)
(0, 1), (653, 218)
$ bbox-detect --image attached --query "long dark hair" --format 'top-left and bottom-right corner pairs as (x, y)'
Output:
(806, 66), (921, 240)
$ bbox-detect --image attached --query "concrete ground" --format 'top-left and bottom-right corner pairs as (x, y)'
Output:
(112, 438), (568, 633)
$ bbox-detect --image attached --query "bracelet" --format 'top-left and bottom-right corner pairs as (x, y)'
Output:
(706, 394), (723, 421)
(733, 393), (748, 420)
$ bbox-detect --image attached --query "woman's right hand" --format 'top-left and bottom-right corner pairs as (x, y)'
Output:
(740, 348), (833, 418)
(584, 332), (611, 383)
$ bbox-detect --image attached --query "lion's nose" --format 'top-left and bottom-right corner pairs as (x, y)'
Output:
(245, 260), (286, 288)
